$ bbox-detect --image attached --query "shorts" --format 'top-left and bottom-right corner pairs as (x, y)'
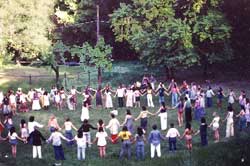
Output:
(9, 139), (17, 145)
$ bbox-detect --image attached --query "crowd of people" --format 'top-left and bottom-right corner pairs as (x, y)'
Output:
(0, 76), (249, 165)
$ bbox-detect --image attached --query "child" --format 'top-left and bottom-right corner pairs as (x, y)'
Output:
(106, 113), (120, 144)
(27, 127), (46, 159)
(72, 131), (87, 160)
(166, 123), (180, 152)
(63, 117), (77, 146)
(97, 119), (105, 130)
(9, 90), (17, 115)
(134, 89), (141, 108)
(47, 128), (70, 165)
(4, 115), (13, 131)
(195, 117), (208, 146)
(209, 112), (220, 143)
(148, 124), (165, 158)
(134, 127), (146, 160)
(181, 123), (194, 150)
(92, 127), (110, 158)
(5, 127), (24, 158)
(20, 119), (29, 143)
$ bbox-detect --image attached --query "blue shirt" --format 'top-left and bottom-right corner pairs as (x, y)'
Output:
(148, 130), (164, 145)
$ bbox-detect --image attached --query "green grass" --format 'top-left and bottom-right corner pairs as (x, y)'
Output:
(0, 62), (249, 166)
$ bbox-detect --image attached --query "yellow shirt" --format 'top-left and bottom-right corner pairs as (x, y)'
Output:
(118, 131), (131, 140)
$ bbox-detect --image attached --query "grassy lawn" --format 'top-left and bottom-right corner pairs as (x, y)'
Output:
(0, 62), (249, 166)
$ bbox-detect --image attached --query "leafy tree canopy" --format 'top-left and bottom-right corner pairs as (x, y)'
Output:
(110, 0), (231, 69)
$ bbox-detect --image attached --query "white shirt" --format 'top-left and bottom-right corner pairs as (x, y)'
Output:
(116, 88), (125, 97)
(166, 128), (180, 138)
(9, 94), (16, 104)
(96, 132), (108, 146)
(48, 131), (67, 146)
(206, 89), (214, 98)
(28, 121), (44, 134)
(106, 118), (120, 135)
(74, 135), (86, 147)
(8, 132), (18, 140)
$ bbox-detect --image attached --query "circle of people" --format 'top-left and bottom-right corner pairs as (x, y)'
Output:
(0, 77), (249, 165)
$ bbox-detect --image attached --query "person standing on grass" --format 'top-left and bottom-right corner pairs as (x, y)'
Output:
(27, 127), (46, 159)
(47, 127), (70, 166)
(133, 127), (146, 160)
(121, 109), (134, 134)
(194, 117), (208, 146)
(81, 101), (90, 122)
(209, 112), (220, 143)
(71, 131), (87, 160)
(154, 102), (172, 131)
(148, 124), (165, 158)
(92, 86), (104, 108)
(115, 126), (132, 160)
(135, 106), (155, 132)
(239, 90), (246, 110)
(104, 87), (114, 109)
(4, 115), (13, 132)
(115, 84), (125, 108)
(166, 123), (180, 152)
(20, 119), (28, 143)
(106, 113), (120, 144)
(169, 83), (181, 108)
(59, 87), (66, 109)
(181, 123), (194, 151)
(141, 85), (155, 108)
(125, 87), (134, 108)
(183, 97), (192, 124)
(62, 117), (77, 146)
(4, 127), (25, 158)
(92, 127), (110, 158)
(236, 110), (246, 131)
(43, 91), (50, 110)
(228, 89), (236, 108)
(133, 88), (142, 108)
(217, 87), (225, 109)
(223, 107), (234, 138)
(206, 86), (215, 108)
(32, 90), (41, 111)
(78, 119), (97, 148)
(155, 82), (169, 105)
(172, 98), (184, 127)
(245, 98), (250, 127)
(55, 91), (62, 111)
(9, 90), (17, 115)
(48, 114), (61, 132)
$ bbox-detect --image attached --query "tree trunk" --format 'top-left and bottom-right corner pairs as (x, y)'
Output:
(98, 67), (102, 86)
(52, 65), (60, 88)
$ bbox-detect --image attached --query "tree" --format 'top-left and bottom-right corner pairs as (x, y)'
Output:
(0, 0), (55, 61)
(110, 0), (232, 77)
(70, 36), (113, 85)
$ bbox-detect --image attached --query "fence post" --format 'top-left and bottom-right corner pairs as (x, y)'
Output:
(64, 72), (67, 88)
(29, 74), (32, 85)
(88, 70), (90, 86)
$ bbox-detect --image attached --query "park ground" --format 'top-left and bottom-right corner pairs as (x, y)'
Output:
(0, 61), (249, 166)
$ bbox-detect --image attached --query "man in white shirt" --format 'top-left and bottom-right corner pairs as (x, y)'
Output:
(166, 123), (180, 152)
(28, 116), (44, 134)
(116, 85), (125, 107)
(106, 113), (120, 144)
